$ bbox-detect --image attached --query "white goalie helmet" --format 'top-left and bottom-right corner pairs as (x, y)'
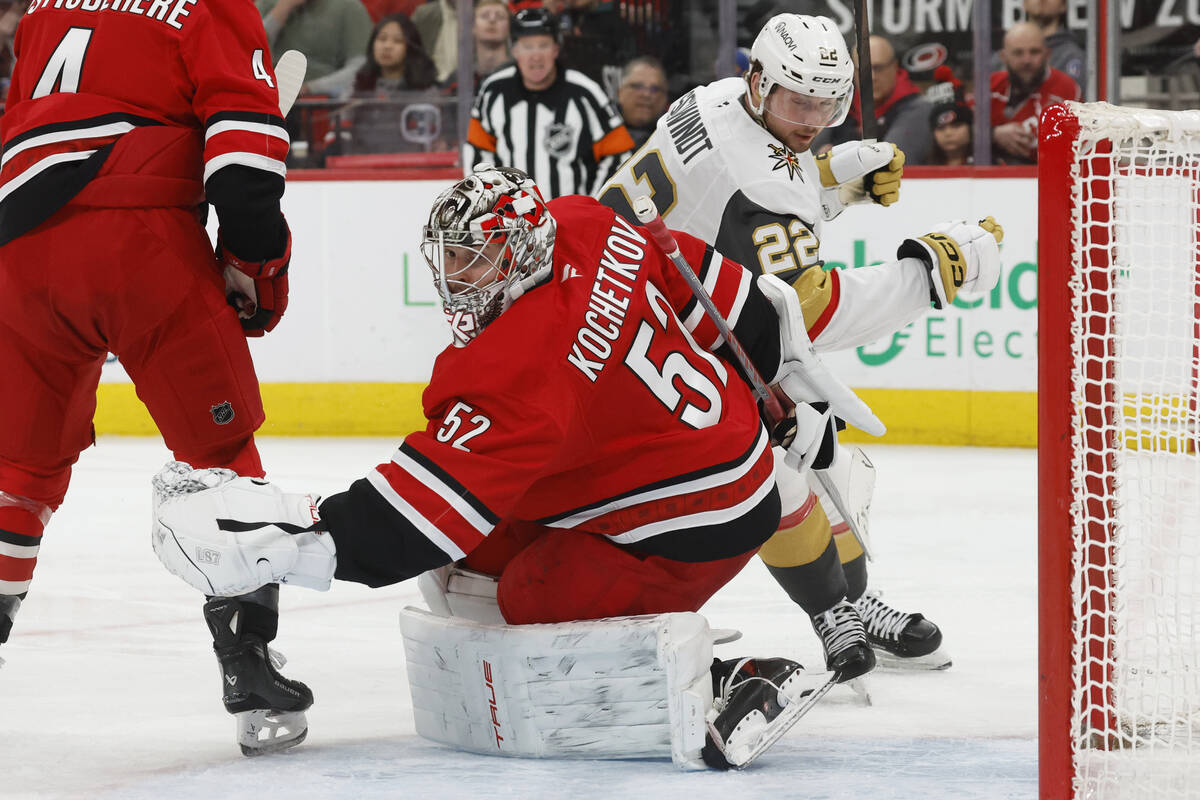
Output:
(421, 165), (556, 346)
(747, 14), (855, 128)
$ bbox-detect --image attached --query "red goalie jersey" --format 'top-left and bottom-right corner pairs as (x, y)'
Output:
(320, 195), (785, 588)
(0, 0), (288, 243)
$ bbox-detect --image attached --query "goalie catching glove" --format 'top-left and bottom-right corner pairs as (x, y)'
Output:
(151, 461), (335, 597)
(898, 216), (1004, 309)
(815, 141), (905, 221)
(218, 222), (292, 337)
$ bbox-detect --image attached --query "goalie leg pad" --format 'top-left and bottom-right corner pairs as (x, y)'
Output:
(399, 607), (719, 769)
(417, 564), (505, 624)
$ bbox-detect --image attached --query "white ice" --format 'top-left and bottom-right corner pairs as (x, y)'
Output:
(1, 439), (1037, 800)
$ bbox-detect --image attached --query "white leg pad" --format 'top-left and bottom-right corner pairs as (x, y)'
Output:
(399, 607), (717, 769)
(416, 565), (505, 624)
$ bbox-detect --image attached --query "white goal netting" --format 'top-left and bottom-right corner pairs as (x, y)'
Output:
(1066, 102), (1200, 799)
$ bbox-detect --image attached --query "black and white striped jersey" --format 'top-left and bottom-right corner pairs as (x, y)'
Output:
(464, 63), (634, 198)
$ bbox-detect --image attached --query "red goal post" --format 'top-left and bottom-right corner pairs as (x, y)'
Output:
(1039, 101), (1200, 800)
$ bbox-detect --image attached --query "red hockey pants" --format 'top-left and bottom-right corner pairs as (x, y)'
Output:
(464, 519), (758, 624)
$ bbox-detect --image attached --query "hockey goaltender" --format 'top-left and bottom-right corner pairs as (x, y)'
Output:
(150, 165), (1001, 768)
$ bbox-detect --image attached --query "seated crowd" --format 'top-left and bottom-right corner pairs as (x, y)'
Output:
(0, 0), (1102, 169)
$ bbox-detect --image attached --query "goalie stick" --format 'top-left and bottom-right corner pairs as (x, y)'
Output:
(274, 50), (307, 116)
(631, 196), (881, 438)
(631, 197), (872, 761)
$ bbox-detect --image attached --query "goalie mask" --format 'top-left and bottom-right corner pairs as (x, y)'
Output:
(421, 166), (556, 346)
(747, 14), (854, 129)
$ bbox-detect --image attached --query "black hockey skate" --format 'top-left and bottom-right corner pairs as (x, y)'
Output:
(810, 599), (876, 682)
(854, 590), (951, 670)
(701, 657), (835, 770)
(204, 595), (313, 756)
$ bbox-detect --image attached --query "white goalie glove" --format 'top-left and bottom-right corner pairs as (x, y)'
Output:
(758, 274), (885, 472)
(898, 216), (1004, 309)
(151, 461), (336, 597)
(815, 141), (905, 221)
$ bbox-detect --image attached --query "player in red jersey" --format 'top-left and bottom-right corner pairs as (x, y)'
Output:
(148, 166), (1001, 762)
(147, 165), (852, 760)
(0, 0), (304, 755)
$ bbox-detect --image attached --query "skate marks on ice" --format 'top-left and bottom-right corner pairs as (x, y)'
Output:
(88, 735), (1035, 800)
(1, 439), (1038, 800)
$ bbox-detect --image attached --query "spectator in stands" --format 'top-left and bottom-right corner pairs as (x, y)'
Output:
(929, 101), (973, 166)
(436, 0), (512, 99)
(414, 0), (460, 84)
(0, 0), (27, 103)
(821, 34), (933, 165)
(546, 0), (635, 99)
(474, 0), (512, 80)
(355, 12), (438, 92)
(616, 56), (669, 149)
(1003, 0), (1085, 93)
(464, 7), (634, 197)
(336, 13), (442, 154)
(991, 21), (1081, 165)
(258, 0), (374, 97)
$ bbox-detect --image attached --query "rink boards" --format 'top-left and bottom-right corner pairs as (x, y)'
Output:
(95, 171), (1038, 447)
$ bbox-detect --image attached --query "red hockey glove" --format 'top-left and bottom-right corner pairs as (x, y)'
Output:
(217, 226), (292, 337)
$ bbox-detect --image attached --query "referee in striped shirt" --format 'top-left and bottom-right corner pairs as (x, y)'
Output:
(463, 8), (635, 198)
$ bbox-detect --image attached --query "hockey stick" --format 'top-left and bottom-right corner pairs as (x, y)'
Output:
(631, 196), (883, 438)
(631, 196), (783, 422)
(853, 0), (877, 140)
(274, 50), (307, 116)
(632, 196), (882, 556)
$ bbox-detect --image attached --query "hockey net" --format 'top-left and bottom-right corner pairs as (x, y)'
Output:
(1039, 101), (1200, 800)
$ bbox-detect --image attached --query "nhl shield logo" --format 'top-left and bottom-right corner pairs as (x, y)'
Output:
(210, 401), (235, 425)
(543, 122), (578, 159)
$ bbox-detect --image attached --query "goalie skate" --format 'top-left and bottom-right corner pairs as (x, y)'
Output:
(855, 590), (951, 671)
(701, 657), (836, 770)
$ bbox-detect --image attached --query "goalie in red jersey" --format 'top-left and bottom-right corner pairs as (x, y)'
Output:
(149, 166), (1001, 767)
(0, 0), (300, 757)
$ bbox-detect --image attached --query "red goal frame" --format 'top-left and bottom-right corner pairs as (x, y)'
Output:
(1038, 100), (1200, 800)
(1038, 102), (1120, 800)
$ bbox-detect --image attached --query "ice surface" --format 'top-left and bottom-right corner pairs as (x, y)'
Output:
(1, 439), (1037, 799)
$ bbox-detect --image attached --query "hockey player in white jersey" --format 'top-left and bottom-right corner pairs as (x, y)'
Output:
(600, 14), (974, 680)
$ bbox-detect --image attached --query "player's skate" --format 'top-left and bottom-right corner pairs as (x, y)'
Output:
(810, 599), (875, 681)
(701, 657), (836, 770)
(204, 595), (313, 756)
(854, 590), (951, 670)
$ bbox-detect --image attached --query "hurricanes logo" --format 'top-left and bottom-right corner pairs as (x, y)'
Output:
(210, 401), (235, 425)
(447, 308), (479, 345)
(766, 143), (803, 181)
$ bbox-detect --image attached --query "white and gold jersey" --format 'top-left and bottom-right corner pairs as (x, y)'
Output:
(598, 77), (931, 353)
(600, 78), (826, 281)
